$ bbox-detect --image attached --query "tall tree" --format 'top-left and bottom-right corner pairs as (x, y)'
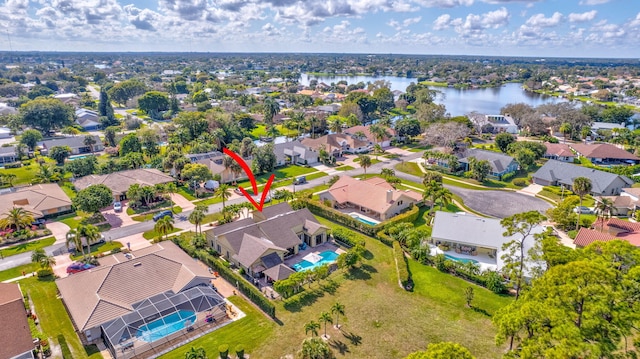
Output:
(19, 98), (75, 134)
(331, 302), (345, 329)
(189, 204), (208, 234)
(73, 184), (113, 214)
(572, 177), (592, 230)
(119, 133), (142, 156)
(494, 132), (515, 153)
(559, 122), (572, 143)
(594, 197), (613, 231)
(138, 91), (170, 120)
(318, 312), (333, 338)
(20, 129), (43, 151)
(154, 216), (175, 240)
(358, 154), (372, 178)
(263, 97), (280, 125)
(83, 135), (97, 154)
(104, 126), (118, 147)
(215, 184), (232, 210)
(404, 342), (475, 359)
(31, 248), (56, 269)
(48, 145), (71, 165)
(304, 321), (321, 337)
(0, 207), (35, 231)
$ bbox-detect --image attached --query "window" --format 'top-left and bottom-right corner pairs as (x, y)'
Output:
(316, 234), (323, 244)
(398, 200), (403, 206)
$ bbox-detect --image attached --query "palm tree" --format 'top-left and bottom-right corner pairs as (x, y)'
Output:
(381, 168), (395, 179)
(263, 97), (280, 125)
(572, 176), (592, 230)
(435, 187), (453, 211)
(215, 184), (233, 210)
(185, 346), (208, 359)
(319, 311), (333, 338)
(1, 173), (16, 187)
(595, 197), (613, 231)
(0, 207), (35, 231)
(369, 123), (390, 145)
(559, 122), (572, 143)
(422, 171), (442, 186)
(83, 135), (97, 154)
(32, 248), (56, 269)
(304, 320), (320, 337)
(34, 165), (60, 184)
(328, 118), (342, 134)
(423, 180), (443, 215)
(358, 155), (372, 178)
(66, 229), (84, 259)
(166, 182), (178, 213)
(373, 144), (384, 160)
(189, 204), (208, 234)
(331, 302), (345, 329)
(155, 216), (175, 241)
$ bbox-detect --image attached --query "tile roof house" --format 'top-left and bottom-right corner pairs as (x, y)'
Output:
(319, 176), (423, 221)
(343, 125), (398, 147)
(188, 151), (252, 184)
(205, 203), (329, 279)
(569, 143), (640, 165)
(75, 108), (101, 131)
(573, 218), (640, 248)
(0, 183), (72, 218)
(274, 140), (318, 166)
(40, 135), (104, 155)
(458, 149), (519, 179)
(532, 160), (633, 196)
(56, 241), (224, 350)
(595, 187), (640, 217)
(301, 134), (371, 157)
(0, 283), (35, 359)
(543, 143), (575, 162)
(0, 145), (18, 164)
(73, 168), (174, 201)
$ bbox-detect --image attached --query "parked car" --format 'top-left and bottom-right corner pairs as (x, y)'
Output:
(113, 201), (123, 212)
(31, 218), (46, 227)
(68, 234), (106, 253)
(153, 210), (174, 222)
(66, 262), (95, 274)
(573, 206), (593, 214)
(293, 176), (307, 185)
(234, 187), (243, 194)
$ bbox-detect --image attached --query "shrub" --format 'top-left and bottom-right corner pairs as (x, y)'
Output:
(4, 162), (22, 169)
(483, 271), (507, 294)
(235, 345), (245, 359)
(218, 344), (229, 359)
(393, 242), (412, 290)
(36, 269), (53, 277)
(513, 178), (527, 187)
(500, 172), (516, 182)
(331, 227), (364, 248)
(57, 335), (72, 359)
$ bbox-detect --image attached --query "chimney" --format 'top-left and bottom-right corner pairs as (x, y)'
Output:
(386, 189), (393, 203)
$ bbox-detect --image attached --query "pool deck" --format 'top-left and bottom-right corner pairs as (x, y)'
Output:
(283, 241), (346, 268)
(430, 246), (497, 272)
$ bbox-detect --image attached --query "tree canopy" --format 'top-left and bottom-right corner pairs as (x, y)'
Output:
(19, 98), (75, 134)
(73, 184), (113, 213)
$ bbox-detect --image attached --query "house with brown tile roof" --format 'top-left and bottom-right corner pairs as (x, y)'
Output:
(570, 143), (640, 165)
(301, 133), (371, 157)
(319, 176), (423, 221)
(543, 143), (575, 162)
(573, 218), (640, 248)
(56, 241), (224, 351)
(205, 203), (328, 279)
(0, 283), (35, 359)
(73, 168), (174, 201)
(0, 183), (72, 218)
(343, 125), (397, 147)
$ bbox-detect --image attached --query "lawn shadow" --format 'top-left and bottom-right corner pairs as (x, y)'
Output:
(359, 263), (377, 273)
(343, 267), (371, 281)
(37, 275), (56, 282)
(471, 306), (492, 317)
(329, 339), (350, 354)
(283, 289), (325, 312)
(320, 279), (339, 294)
(12, 243), (30, 252)
(341, 331), (362, 346)
(361, 249), (374, 260)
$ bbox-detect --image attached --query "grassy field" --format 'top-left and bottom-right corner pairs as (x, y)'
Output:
(0, 236), (55, 258)
(0, 262), (40, 282)
(20, 276), (103, 359)
(2, 159), (58, 185)
(335, 165), (355, 171)
(395, 162), (423, 177)
(70, 241), (123, 260)
(57, 213), (84, 229)
(143, 227), (180, 240)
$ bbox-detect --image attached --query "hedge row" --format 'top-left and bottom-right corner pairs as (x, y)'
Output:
(172, 236), (277, 318)
(392, 242), (412, 291)
(330, 227), (363, 248)
(375, 231), (395, 247)
(57, 335), (73, 359)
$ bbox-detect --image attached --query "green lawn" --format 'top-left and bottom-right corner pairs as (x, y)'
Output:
(400, 143), (432, 152)
(194, 196), (224, 206)
(132, 206), (183, 222)
(143, 227), (180, 240)
(0, 237), (55, 259)
(0, 262), (40, 282)
(335, 165), (355, 171)
(177, 186), (197, 200)
(70, 241), (123, 260)
(353, 157), (381, 165)
(57, 213), (84, 229)
(394, 162), (423, 177)
(20, 276), (103, 359)
(235, 165), (316, 188)
(60, 182), (77, 199)
(2, 159), (57, 185)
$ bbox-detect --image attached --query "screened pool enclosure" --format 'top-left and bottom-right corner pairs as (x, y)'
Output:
(101, 286), (227, 359)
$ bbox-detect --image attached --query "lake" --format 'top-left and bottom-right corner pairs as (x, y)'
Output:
(300, 73), (564, 117)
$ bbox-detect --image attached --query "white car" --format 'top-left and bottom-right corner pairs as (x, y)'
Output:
(113, 202), (123, 212)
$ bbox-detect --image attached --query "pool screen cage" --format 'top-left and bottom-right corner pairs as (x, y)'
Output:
(101, 286), (227, 359)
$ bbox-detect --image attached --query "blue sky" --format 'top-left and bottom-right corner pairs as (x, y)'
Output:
(0, 0), (638, 57)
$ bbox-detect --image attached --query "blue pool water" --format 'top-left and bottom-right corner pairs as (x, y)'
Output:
(444, 253), (479, 264)
(293, 251), (339, 272)
(69, 155), (88, 161)
(136, 310), (196, 342)
(350, 214), (377, 226)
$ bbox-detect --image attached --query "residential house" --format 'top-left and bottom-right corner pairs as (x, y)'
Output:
(531, 160), (633, 196)
(188, 151), (252, 184)
(0, 183), (72, 218)
(543, 143), (576, 162)
(431, 211), (545, 274)
(0, 283), (35, 359)
(596, 187), (640, 217)
(459, 149), (519, 179)
(75, 108), (101, 131)
(0, 127), (11, 139)
(343, 125), (398, 147)
(40, 136), (104, 155)
(319, 176), (423, 221)
(470, 114), (518, 134)
(53, 93), (80, 107)
(205, 203), (329, 279)
(573, 218), (640, 248)
(57, 241), (226, 356)
(73, 168), (174, 201)
(301, 134), (371, 157)
(0, 145), (18, 165)
(274, 140), (318, 166)
(591, 122), (626, 133)
(569, 143), (640, 165)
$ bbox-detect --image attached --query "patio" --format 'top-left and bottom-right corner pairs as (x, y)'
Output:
(429, 245), (498, 272)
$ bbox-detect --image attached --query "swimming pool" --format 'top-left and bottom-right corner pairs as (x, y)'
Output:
(350, 214), (378, 226)
(293, 251), (339, 271)
(69, 155), (89, 161)
(444, 253), (479, 264)
(136, 310), (196, 342)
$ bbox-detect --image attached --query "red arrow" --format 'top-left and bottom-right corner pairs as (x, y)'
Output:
(223, 148), (275, 212)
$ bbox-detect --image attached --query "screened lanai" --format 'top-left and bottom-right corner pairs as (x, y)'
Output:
(101, 286), (227, 359)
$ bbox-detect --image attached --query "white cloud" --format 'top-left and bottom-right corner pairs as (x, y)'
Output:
(525, 12), (563, 27)
(413, 0), (473, 8)
(483, 0), (541, 3)
(433, 14), (452, 30)
(579, 0), (611, 4)
(630, 13), (640, 27)
(569, 10), (597, 23)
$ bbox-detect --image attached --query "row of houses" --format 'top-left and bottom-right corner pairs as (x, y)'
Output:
(544, 142), (639, 165)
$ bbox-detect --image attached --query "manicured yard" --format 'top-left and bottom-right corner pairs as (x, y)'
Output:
(2, 158), (58, 185)
(0, 262), (40, 282)
(353, 157), (381, 165)
(335, 165), (355, 171)
(20, 276), (103, 359)
(177, 186), (197, 200)
(395, 162), (423, 177)
(131, 206), (182, 222)
(0, 237), (55, 258)
(143, 227), (180, 240)
(235, 165), (316, 188)
(57, 213), (84, 229)
(70, 241), (123, 260)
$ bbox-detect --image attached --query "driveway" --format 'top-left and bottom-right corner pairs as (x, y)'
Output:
(45, 221), (71, 244)
(447, 186), (552, 218)
(171, 193), (195, 212)
(101, 201), (137, 228)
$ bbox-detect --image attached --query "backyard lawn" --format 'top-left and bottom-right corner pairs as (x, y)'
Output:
(0, 237), (55, 258)
(2, 158), (58, 185)
(20, 276), (103, 359)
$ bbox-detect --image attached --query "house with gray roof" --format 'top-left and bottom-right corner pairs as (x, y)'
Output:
(274, 140), (318, 166)
(40, 135), (103, 155)
(73, 168), (174, 201)
(0, 145), (18, 165)
(75, 108), (101, 131)
(205, 203), (329, 280)
(56, 241), (227, 356)
(459, 149), (518, 179)
(532, 159), (633, 196)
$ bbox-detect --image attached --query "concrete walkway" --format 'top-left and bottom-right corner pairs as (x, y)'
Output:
(171, 193), (195, 212)
(46, 221), (71, 245)
(519, 183), (544, 196)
